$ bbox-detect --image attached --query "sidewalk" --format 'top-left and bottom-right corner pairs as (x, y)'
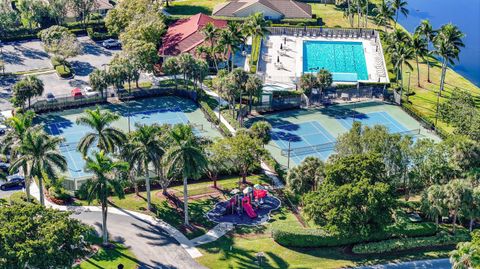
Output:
(29, 182), (203, 258)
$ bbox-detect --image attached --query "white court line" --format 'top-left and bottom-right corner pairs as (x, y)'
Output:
(376, 111), (404, 131)
(308, 122), (335, 143)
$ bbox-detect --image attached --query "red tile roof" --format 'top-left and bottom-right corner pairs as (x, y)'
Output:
(160, 13), (228, 56)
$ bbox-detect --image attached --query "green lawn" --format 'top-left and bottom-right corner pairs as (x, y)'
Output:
(196, 235), (452, 269)
(75, 238), (139, 269)
(166, 0), (226, 16)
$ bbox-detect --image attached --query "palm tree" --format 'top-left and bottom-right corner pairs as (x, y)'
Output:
(245, 13), (270, 39)
(129, 124), (164, 211)
(163, 56), (180, 90)
(434, 23), (465, 95)
(421, 184), (446, 227)
(201, 22), (220, 71)
(410, 33), (428, 87)
(415, 20), (436, 83)
(89, 69), (109, 98)
(218, 30), (241, 72)
(84, 151), (128, 245)
(391, 43), (414, 100)
(445, 179), (468, 234)
(391, 0), (408, 28)
(178, 53), (196, 88)
(10, 130), (67, 206)
(299, 73), (318, 97)
(12, 75), (44, 109)
(245, 74), (263, 113)
(1, 111), (40, 201)
(164, 125), (207, 226)
(316, 69), (333, 97)
(450, 240), (479, 269)
(373, 0), (394, 32)
(76, 107), (126, 156)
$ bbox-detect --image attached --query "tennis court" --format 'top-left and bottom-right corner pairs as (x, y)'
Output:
(251, 101), (439, 168)
(337, 111), (411, 133)
(271, 121), (336, 165)
(41, 96), (221, 179)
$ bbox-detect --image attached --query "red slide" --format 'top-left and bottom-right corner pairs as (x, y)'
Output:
(242, 197), (257, 218)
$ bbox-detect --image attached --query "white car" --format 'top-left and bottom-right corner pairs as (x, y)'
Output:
(102, 39), (121, 48)
(84, 86), (99, 97)
(46, 92), (56, 102)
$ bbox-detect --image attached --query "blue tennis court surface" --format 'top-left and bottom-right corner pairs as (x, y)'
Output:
(45, 105), (192, 179)
(271, 121), (336, 164)
(337, 111), (408, 133)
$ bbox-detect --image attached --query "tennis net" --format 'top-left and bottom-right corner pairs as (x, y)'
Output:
(281, 141), (337, 156)
(190, 123), (204, 131)
(59, 142), (78, 151)
(395, 128), (421, 136)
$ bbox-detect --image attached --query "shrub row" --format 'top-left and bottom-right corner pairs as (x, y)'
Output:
(199, 98), (220, 125)
(271, 221), (437, 247)
(274, 18), (319, 26)
(2, 20), (106, 42)
(249, 35), (261, 73)
(352, 231), (470, 254)
(55, 65), (73, 78)
(86, 27), (116, 41)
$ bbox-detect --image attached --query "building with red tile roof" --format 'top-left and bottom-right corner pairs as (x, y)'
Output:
(159, 13), (228, 57)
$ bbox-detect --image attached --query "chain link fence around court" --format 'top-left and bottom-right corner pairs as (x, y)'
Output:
(308, 85), (389, 106)
(280, 128), (421, 157)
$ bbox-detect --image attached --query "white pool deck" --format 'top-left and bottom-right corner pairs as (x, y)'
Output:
(258, 34), (389, 88)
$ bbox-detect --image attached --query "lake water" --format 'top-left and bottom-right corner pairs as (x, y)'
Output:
(398, 0), (480, 87)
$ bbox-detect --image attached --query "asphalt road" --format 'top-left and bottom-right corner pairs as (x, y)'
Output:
(356, 258), (452, 269)
(71, 210), (207, 269)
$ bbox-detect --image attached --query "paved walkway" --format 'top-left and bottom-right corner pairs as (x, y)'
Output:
(30, 183), (208, 268)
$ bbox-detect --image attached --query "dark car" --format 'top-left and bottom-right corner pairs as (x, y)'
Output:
(0, 162), (9, 173)
(0, 175), (25, 190)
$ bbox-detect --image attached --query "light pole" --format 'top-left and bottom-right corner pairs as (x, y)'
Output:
(406, 71), (411, 103)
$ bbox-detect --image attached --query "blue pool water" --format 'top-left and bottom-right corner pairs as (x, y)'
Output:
(303, 41), (369, 82)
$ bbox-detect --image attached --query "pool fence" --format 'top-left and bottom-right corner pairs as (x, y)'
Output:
(267, 26), (378, 40)
(30, 86), (198, 113)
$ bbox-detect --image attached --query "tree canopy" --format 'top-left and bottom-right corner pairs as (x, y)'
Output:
(0, 204), (90, 268)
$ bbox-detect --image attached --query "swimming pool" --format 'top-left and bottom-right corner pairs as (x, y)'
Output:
(303, 41), (369, 82)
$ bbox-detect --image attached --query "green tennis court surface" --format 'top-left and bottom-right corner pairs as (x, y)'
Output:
(250, 101), (440, 168)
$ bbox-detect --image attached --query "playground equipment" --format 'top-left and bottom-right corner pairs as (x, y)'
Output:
(242, 196), (257, 219)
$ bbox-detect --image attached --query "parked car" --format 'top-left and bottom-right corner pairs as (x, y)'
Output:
(46, 92), (56, 102)
(0, 174), (25, 190)
(102, 39), (121, 48)
(71, 88), (83, 98)
(84, 86), (99, 97)
(0, 87), (11, 97)
(0, 162), (9, 173)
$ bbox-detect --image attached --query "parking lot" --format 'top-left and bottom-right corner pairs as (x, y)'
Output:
(1, 40), (51, 73)
(0, 36), (120, 110)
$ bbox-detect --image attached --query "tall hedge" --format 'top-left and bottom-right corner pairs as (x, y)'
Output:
(271, 221), (437, 247)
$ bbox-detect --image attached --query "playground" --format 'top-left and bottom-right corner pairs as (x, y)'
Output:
(206, 185), (281, 226)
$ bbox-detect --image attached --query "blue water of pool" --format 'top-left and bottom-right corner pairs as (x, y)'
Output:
(303, 41), (369, 82)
